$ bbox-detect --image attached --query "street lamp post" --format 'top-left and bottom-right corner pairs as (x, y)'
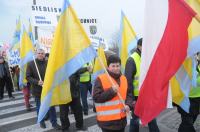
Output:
(33, 0), (38, 40)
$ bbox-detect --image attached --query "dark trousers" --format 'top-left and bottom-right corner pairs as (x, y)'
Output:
(102, 128), (125, 132)
(59, 97), (83, 129)
(177, 97), (200, 132)
(0, 77), (13, 98)
(129, 111), (160, 132)
(16, 74), (20, 91)
(35, 97), (57, 126)
(80, 82), (92, 112)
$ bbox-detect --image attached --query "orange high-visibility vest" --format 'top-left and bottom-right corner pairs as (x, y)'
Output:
(95, 73), (128, 121)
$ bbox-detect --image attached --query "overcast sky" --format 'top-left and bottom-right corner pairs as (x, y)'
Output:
(0, 0), (145, 45)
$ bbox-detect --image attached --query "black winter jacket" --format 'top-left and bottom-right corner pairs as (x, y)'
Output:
(69, 67), (88, 99)
(26, 59), (47, 97)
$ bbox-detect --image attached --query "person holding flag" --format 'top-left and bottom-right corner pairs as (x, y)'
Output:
(19, 27), (35, 111)
(125, 38), (160, 132)
(93, 55), (132, 132)
(26, 49), (61, 130)
(37, 0), (97, 130)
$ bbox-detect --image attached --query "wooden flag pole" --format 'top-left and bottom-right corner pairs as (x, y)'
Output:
(195, 14), (200, 23)
(8, 66), (15, 91)
(185, 0), (200, 23)
(8, 65), (16, 91)
(195, 0), (200, 23)
(33, 56), (42, 81)
(6, 53), (16, 91)
(97, 55), (132, 118)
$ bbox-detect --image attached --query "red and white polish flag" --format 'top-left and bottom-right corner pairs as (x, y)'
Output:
(134, 0), (196, 125)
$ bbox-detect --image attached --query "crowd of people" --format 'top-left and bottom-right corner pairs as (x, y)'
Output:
(0, 38), (200, 132)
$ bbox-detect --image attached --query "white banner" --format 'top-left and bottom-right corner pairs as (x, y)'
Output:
(31, 0), (108, 49)
(31, 0), (62, 27)
(31, 14), (58, 27)
(37, 27), (54, 53)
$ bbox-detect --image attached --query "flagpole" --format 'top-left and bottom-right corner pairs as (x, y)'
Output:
(195, 0), (200, 23)
(186, 1), (200, 23)
(6, 52), (16, 91)
(184, 0), (200, 23)
(8, 65), (16, 91)
(33, 56), (42, 81)
(97, 55), (132, 118)
(195, 14), (200, 23)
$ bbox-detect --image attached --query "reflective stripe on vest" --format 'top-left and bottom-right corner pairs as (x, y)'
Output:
(190, 66), (200, 98)
(95, 99), (125, 107)
(130, 52), (141, 96)
(95, 73), (128, 121)
(80, 63), (92, 82)
(97, 109), (121, 116)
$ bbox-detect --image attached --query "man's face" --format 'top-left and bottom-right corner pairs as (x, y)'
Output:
(197, 54), (200, 61)
(36, 50), (45, 60)
(138, 45), (142, 52)
(108, 63), (121, 74)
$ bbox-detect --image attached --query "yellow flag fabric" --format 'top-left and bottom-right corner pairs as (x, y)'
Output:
(92, 46), (107, 83)
(119, 11), (138, 70)
(188, 0), (200, 39)
(171, 58), (193, 112)
(38, 0), (96, 122)
(19, 28), (34, 88)
(11, 17), (21, 50)
(28, 19), (34, 43)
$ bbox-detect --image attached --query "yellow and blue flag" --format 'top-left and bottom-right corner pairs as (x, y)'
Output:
(19, 27), (35, 88)
(171, 0), (200, 112)
(171, 58), (194, 112)
(119, 11), (138, 70)
(92, 46), (107, 83)
(10, 17), (21, 50)
(187, 0), (200, 57)
(28, 19), (34, 44)
(38, 0), (96, 122)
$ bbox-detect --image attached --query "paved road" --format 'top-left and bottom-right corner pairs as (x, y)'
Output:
(0, 91), (200, 132)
